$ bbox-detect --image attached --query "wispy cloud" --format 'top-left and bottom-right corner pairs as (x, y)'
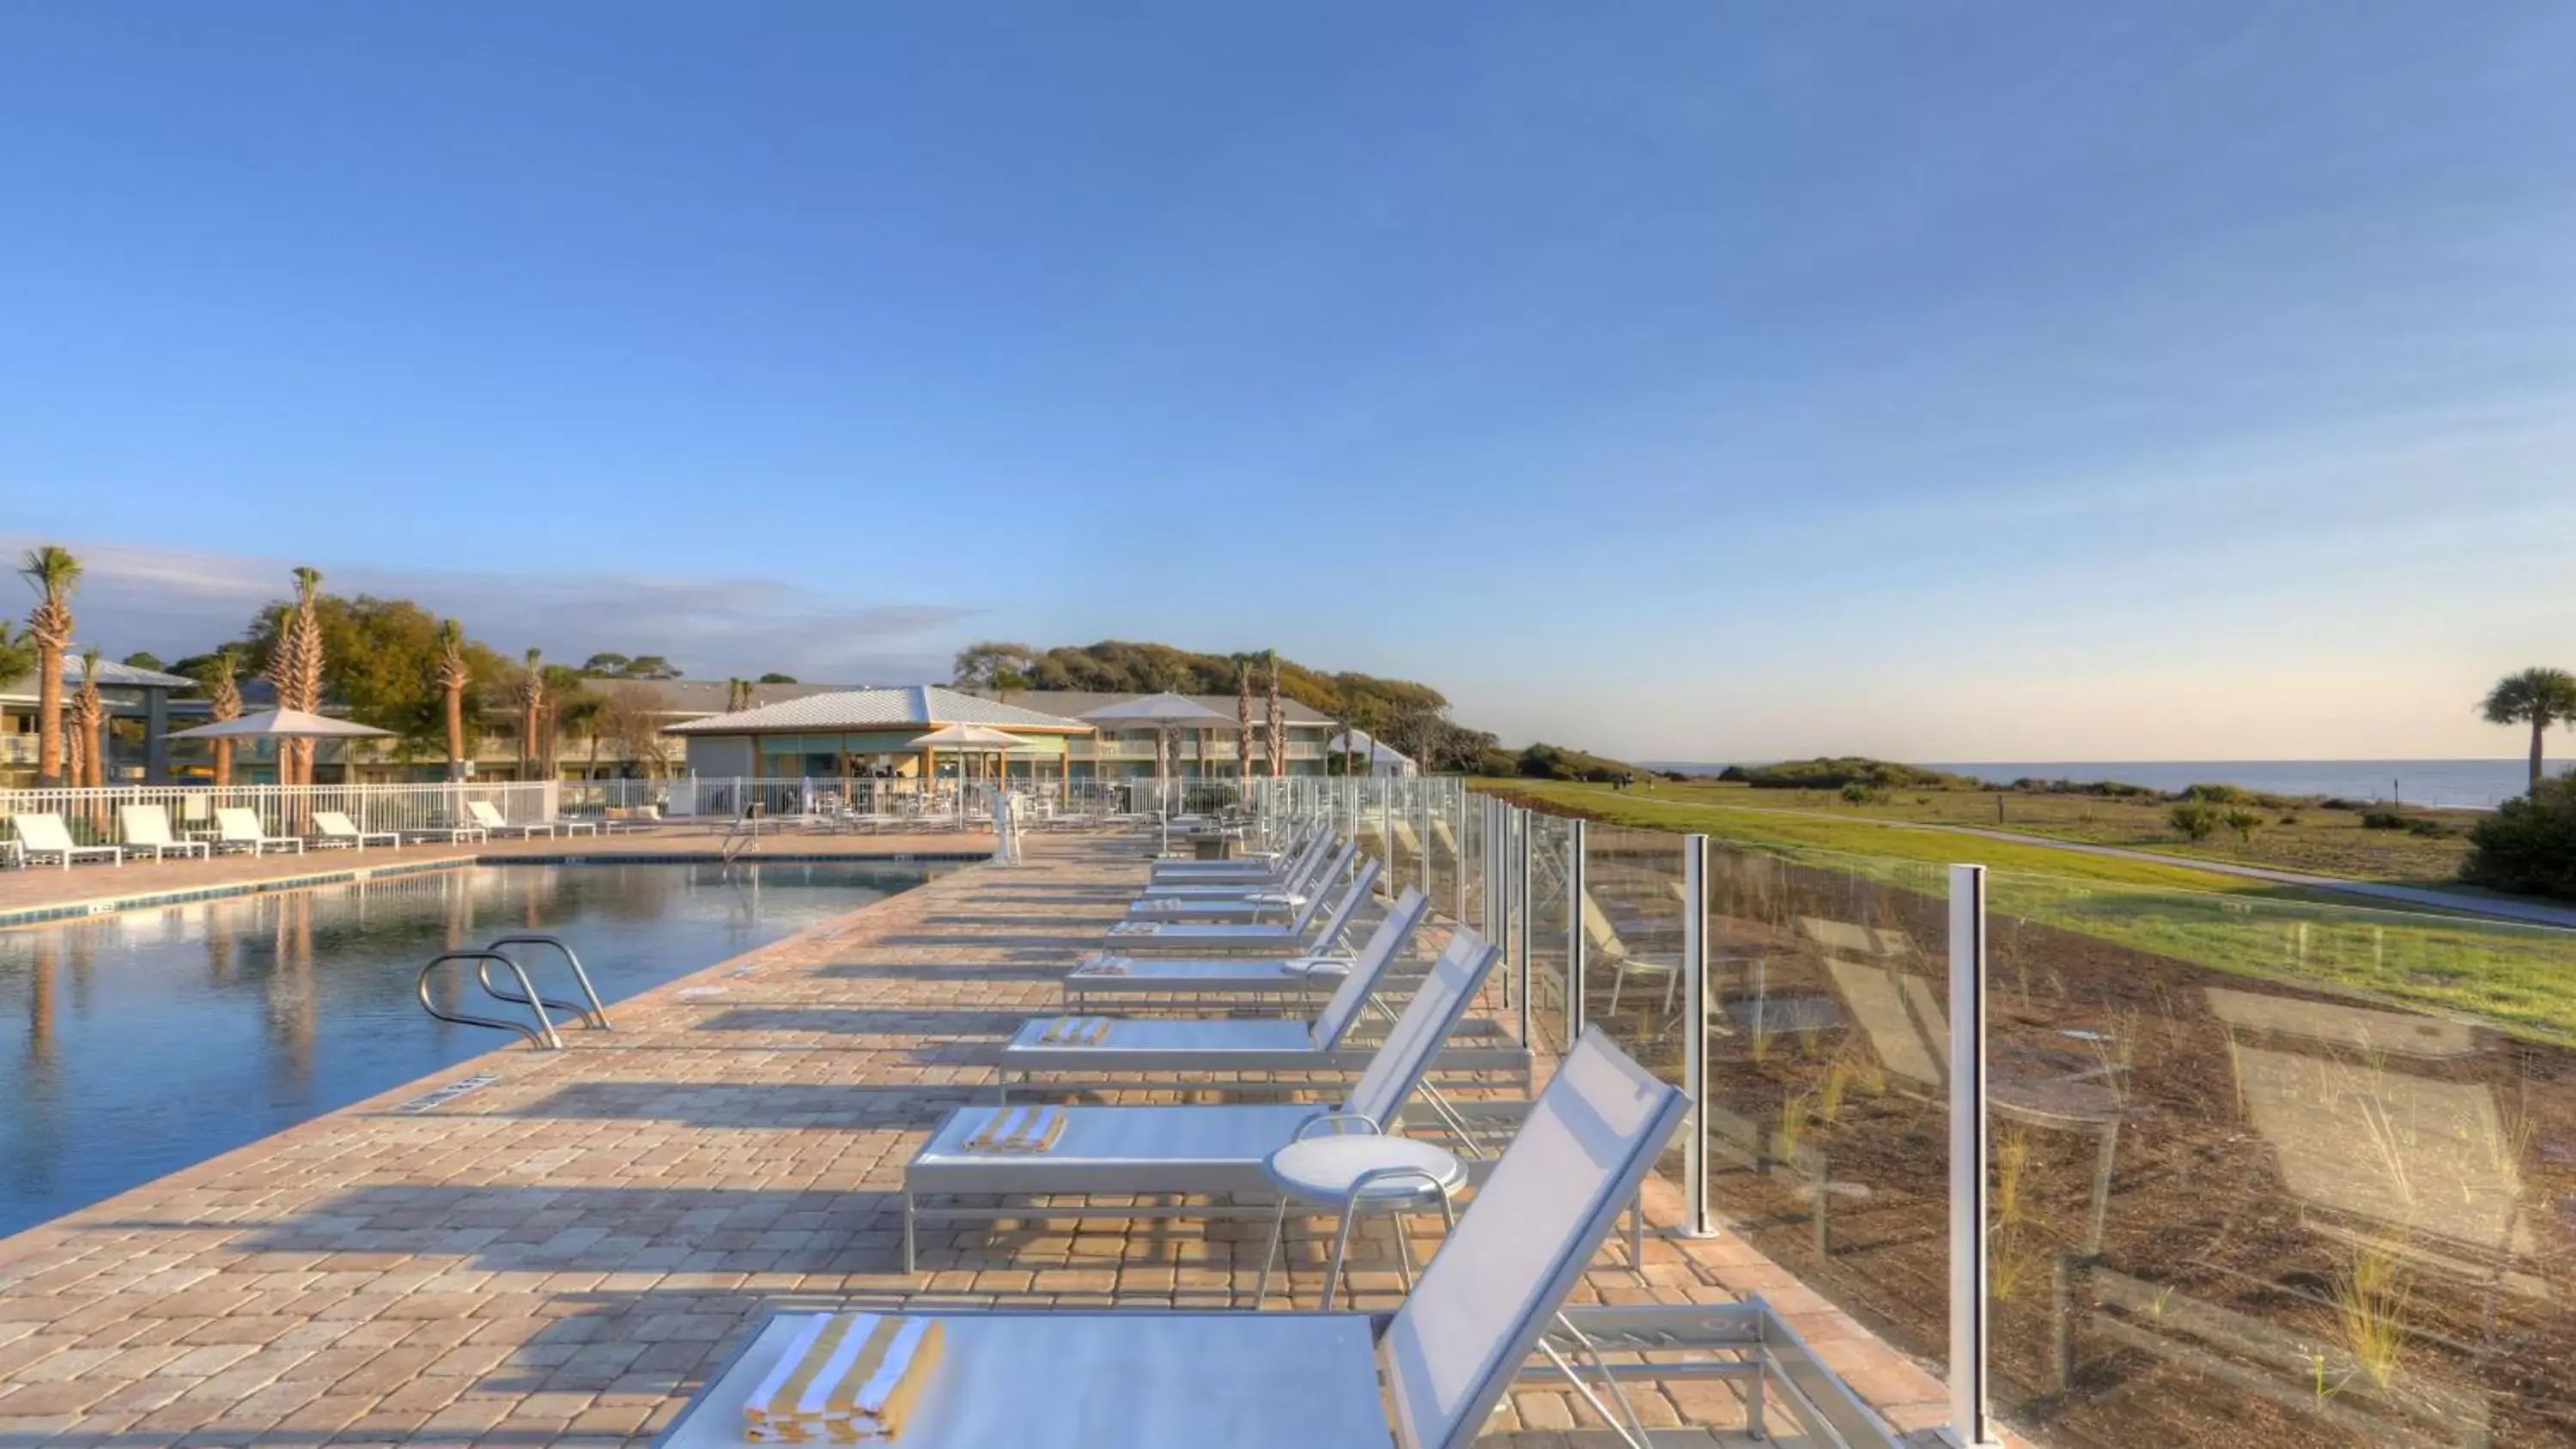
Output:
(0, 537), (976, 682)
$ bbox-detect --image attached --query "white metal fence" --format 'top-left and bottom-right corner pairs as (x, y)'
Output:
(0, 780), (566, 846)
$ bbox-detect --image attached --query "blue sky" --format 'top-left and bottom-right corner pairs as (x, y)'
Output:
(4, 4), (2572, 761)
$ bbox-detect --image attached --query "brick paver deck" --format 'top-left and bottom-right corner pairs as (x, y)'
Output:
(0, 834), (1950, 1447)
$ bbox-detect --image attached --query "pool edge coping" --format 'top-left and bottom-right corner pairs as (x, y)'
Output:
(0, 849), (995, 930)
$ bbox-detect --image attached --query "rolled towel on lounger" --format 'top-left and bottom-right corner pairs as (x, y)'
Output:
(1106, 921), (1162, 937)
(960, 1105), (1067, 1154)
(744, 1312), (945, 1442)
(1037, 1017), (1112, 1046)
(1071, 955), (1133, 977)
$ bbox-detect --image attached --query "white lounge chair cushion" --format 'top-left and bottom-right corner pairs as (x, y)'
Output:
(911, 1103), (1323, 1195)
(665, 1311), (1384, 1449)
(1005, 1017), (1309, 1058)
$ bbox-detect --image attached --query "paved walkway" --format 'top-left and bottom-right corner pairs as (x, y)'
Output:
(0, 834), (1951, 1447)
(0, 828), (993, 921)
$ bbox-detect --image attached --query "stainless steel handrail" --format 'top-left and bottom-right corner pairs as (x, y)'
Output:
(416, 950), (564, 1048)
(479, 934), (613, 1030)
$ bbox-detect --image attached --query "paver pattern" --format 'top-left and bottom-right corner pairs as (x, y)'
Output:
(0, 833), (1952, 1446)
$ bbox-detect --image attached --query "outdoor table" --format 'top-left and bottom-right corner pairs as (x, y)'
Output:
(1255, 1133), (1465, 1308)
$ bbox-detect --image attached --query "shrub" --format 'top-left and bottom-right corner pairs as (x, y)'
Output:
(2462, 779), (2576, 900)
(2169, 803), (2223, 842)
(2183, 783), (2251, 804)
(1839, 781), (1879, 803)
(1738, 756), (1978, 791)
(1716, 765), (1749, 782)
(2361, 811), (2408, 831)
(2222, 808), (2265, 843)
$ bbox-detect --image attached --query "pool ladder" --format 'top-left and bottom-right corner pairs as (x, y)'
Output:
(415, 934), (613, 1050)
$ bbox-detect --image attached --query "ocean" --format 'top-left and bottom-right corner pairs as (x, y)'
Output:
(1652, 759), (2550, 810)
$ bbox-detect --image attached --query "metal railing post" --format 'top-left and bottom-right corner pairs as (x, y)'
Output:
(1515, 806), (1533, 1047)
(1567, 817), (1588, 1041)
(1948, 863), (1996, 1446)
(1682, 834), (1714, 1238)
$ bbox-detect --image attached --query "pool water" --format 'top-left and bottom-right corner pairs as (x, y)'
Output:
(0, 860), (941, 1237)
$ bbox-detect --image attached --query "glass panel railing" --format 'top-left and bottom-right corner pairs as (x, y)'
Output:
(1583, 823), (1692, 1185)
(1704, 840), (1954, 1385)
(1982, 871), (2576, 1448)
(1527, 812), (1575, 1055)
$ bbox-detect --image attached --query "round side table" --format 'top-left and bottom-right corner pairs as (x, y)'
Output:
(1255, 1131), (1467, 1309)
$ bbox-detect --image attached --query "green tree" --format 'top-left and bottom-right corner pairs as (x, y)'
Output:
(16, 544), (81, 786)
(0, 621), (35, 687)
(192, 647), (245, 786)
(435, 620), (471, 779)
(241, 595), (510, 762)
(756, 671), (799, 684)
(580, 652), (632, 676)
(2463, 778), (2576, 901)
(2168, 803), (2223, 842)
(952, 641), (1042, 691)
(2480, 667), (2576, 797)
(622, 654), (680, 679)
(120, 650), (166, 672)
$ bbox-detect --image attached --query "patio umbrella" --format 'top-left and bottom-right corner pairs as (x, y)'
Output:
(1078, 693), (1231, 809)
(907, 724), (1026, 790)
(170, 708), (395, 796)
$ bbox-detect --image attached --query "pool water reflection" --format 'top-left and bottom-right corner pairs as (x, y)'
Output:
(0, 860), (942, 1236)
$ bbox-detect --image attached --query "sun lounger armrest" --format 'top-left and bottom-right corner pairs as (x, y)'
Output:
(1294, 1112), (1383, 1141)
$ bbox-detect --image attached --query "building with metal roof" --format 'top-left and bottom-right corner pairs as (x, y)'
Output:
(0, 652), (201, 785)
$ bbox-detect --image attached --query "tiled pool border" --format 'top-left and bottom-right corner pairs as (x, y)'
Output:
(0, 850), (993, 929)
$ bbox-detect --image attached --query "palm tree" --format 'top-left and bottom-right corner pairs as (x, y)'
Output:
(264, 567), (325, 785)
(1233, 653), (1255, 785)
(17, 545), (81, 786)
(434, 620), (470, 781)
(518, 648), (546, 781)
(1263, 649), (1285, 779)
(70, 648), (110, 788)
(202, 647), (243, 787)
(2480, 667), (2576, 796)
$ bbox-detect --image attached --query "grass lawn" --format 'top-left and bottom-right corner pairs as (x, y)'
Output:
(1492, 776), (2473, 886)
(1479, 778), (2576, 1040)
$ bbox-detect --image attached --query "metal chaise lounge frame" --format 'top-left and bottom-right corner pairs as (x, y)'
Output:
(1063, 886), (1429, 1013)
(1135, 831), (1336, 902)
(999, 909), (1529, 1096)
(1102, 856), (1376, 955)
(904, 920), (1498, 1272)
(1145, 821), (1319, 882)
(1139, 827), (1332, 895)
(1122, 840), (1358, 921)
(659, 1030), (1904, 1449)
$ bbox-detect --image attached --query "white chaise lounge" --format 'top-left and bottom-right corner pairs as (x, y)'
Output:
(10, 813), (124, 870)
(118, 804), (210, 861)
(659, 1029), (1904, 1449)
(906, 921), (1497, 1271)
(214, 808), (303, 856)
(312, 809), (399, 851)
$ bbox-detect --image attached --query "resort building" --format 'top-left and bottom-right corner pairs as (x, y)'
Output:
(0, 654), (199, 785)
(1326, 726), (1418, 777)
(661, 685), (1340, 783)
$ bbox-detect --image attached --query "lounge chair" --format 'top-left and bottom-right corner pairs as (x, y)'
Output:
(1124, 840), (1357, 921)
(466, 799), (556, 839)
(1064, 888), (1428, 1012)
(311, 809), (399, 852)
(1137, 829), (1334, 897)
(665, 1030), (1897, 1449)
(118, 804), (210, 861)
(1145, 824), (1324, 885)
(998, 919), (1525, 1091)
(10, 813), (124, 870)
(907, 916), (1494, 1270)
(214, 808), (303, 856)
(1104, 858), (1380, 955)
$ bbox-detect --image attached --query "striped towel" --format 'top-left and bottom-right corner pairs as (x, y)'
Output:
(743, 1313), (946, 1442)
(1037, 1016), (1113, 1046)
(1106, 920), (1160, 937)
(1072, 955), (1133, 977)
(1281, 955), (1355, 978)
(959, 1105), (1068, 1154)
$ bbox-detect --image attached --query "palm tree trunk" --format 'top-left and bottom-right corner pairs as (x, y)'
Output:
(33, 646), (61, 786)
(2532, 718), (2547, 796)
(445, 686), (465, 780)
(214, 739), (233, 788)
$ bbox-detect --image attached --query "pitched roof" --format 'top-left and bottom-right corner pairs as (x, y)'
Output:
(0, 652), (196, 699)
(989, 689), (1334, 726)
(617, 678), (862, 716)
(662, 684), (1092, 736)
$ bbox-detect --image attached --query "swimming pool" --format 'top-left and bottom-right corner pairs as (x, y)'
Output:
(0, 859), (944, 1237)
